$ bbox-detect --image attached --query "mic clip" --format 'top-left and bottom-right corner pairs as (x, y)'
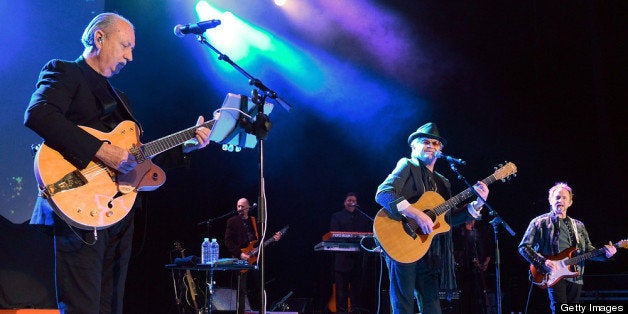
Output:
(436, 151), (466, 165)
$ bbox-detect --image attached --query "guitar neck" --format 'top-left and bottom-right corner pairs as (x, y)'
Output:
(247, 226), (289, 257)
(250, 238), (276, 257)
(564, 241), (619, 266)
(142, 120), (215, 158)
(433, 173), (499, 216)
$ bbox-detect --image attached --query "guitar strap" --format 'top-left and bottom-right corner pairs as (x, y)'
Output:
(250, 216), (259, 240)
(569, 218), (580, 245)
(75, 57), (142, 134)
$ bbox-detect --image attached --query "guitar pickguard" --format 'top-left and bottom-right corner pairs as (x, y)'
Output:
(43, 170), (89, 197)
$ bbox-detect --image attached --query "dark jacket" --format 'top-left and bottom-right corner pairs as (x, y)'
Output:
(518, 212), (606, 284)
(375, 157), (475, 290)
(330, 209), (372, 272)
(225, 215), (258, 258)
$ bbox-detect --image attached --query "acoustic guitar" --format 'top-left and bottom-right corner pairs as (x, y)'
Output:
(529, 239), (627, 289)
(34, 119), (215, 230)
(373, 162), (517, 263)
(174, 242), (200, 313)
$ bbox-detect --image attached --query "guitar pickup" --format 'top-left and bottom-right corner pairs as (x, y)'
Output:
(43, 170), (88, 197)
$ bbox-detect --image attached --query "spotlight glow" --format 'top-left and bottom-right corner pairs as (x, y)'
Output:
(194, 1), (324, 92)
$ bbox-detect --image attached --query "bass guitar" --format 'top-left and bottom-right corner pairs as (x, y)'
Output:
(34, 119), (215, 230)
(529, 239), (627, 289)
(174, 242), (200, 313)
(241, 225), (289, 267)
(373, 162), (517, 263)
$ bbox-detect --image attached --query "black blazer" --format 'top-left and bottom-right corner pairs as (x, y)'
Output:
(25, 56), (138, 170)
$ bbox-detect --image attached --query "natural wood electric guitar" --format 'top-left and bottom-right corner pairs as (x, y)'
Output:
(529, 239), (627, 289)
(34, 119), (215, 230)
(373, 162), (517, 263)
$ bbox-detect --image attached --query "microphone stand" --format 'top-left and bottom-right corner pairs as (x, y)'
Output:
(353, 205), (374, 222)
(195, 34), (293, 313)
(445, 160), (515, 314)
(197, 210), (237, 237)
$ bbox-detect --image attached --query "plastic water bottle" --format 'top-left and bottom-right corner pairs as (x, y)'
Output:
(209, 238), (219, 265)
(201, 238), (210, 264)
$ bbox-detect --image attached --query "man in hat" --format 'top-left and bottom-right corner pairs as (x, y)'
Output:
(375, 122), (489, 314)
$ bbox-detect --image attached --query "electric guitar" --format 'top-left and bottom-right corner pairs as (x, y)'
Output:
(241, 225), (289, 266)
(373, 162), (517, 263)
(529, 239), (627, 289)
(327, 283), (351, 313)
(34, 119), (215, 230)
(174, 242), (200, 313)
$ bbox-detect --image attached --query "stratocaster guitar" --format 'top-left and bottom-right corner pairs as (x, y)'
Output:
(529, 239), (627, 289)
(34, 119), (215, 230)
(174, 242), (200, 313)
(241, 225), (289, 266)
(373, 162), (517, 263)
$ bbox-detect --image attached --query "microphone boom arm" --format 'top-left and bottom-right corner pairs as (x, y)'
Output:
(195, 35), (292, 112)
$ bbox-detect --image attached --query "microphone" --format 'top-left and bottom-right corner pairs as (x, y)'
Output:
(173, 19), (221, 37)
(350, 203), (360, 207)
(435, 151), (466, 165)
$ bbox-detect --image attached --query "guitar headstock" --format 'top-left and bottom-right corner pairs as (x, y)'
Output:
(278, 225), (290, 236)
(493, 162), (517, 182)
(617, 239), (628, 249)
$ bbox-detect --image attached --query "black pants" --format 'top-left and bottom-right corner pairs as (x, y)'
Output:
(547, 280), (582, 314)
(334, 266), (366, 313)
(54, 211), (135, 314)
(236, 270), (262, 312)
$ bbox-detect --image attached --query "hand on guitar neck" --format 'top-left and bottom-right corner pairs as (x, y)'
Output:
(240, 226), (289, 264)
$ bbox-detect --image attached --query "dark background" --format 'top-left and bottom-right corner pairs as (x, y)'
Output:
(1, 0), (626, 313)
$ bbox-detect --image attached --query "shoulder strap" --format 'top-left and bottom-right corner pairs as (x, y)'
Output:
(74, 57), (142, 134)
(569, 217), (580, 245)
(75, 57), (118, 117)
(250, 216), (259, 240)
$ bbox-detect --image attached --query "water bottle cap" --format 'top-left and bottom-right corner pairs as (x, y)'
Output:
(211, 238), (217, 242)
(204, 238), (209, 241)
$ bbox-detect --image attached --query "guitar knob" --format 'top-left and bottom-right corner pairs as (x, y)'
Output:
(90, 210), (98, 217)
(106, 211), (114, 217)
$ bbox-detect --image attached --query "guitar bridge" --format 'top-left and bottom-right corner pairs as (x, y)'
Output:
(129, 145), (146, 164)
(42, 170), (88, 197)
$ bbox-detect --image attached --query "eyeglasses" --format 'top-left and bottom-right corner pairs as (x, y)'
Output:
(418, 139), (442, 147)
